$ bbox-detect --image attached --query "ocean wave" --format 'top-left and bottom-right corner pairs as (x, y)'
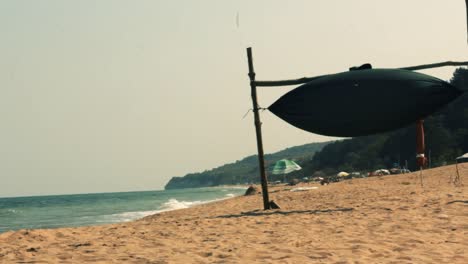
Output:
(159, 192), (243, 211)
(158, 198), (210, 211)
(95, 199), (208, 223)
(96, 210), (161, 223)
(0, 209), (20, 217)
(99, 195), (240, 223)
(92, 193), (243, 224)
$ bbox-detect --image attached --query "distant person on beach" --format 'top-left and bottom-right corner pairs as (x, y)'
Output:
(320, 178), (329, 185)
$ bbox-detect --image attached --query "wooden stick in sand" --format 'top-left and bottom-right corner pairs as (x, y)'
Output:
(246, 47), (270, 210)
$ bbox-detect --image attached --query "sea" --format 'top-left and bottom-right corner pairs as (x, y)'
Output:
(0, 186), (247, 234)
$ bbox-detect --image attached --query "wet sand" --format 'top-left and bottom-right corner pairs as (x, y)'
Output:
(0, 165), (467, 263)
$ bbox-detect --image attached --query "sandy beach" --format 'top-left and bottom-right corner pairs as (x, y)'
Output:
(0, 165), (466, 263)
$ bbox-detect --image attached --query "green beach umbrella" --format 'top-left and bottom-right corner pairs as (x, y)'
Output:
(271, 159), (302, 175)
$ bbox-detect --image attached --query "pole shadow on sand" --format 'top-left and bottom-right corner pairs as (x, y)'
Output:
(446, 200), (468, 205)
(214, 207), (354, 219)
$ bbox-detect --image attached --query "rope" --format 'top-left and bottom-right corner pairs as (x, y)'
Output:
(242, 107), (268, 119)
(242, 109), (252, 119)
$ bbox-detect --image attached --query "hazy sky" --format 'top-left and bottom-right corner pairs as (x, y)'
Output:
(1, 0), (467, 197)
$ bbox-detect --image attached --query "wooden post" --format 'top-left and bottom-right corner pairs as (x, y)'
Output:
(455, 160), (461, 185)
(246, 47), (270, 210)
(416, 119), (425, 187)
(253, 61), (468, 87)
(466, 0), (468, 44)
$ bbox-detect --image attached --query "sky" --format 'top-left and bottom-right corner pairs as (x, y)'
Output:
(1, 0), (467, 197)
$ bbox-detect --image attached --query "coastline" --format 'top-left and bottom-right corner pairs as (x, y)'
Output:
(0, 186), (247, 234)
(1, 165), (466, 263)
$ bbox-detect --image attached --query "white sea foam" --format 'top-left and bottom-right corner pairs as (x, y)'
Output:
(97, 210), (161, 223)
(96, 193), (243, 224)
(158, 198), (205, 212)
(102, 195), (240, 223)
(157, 193), (242, 213)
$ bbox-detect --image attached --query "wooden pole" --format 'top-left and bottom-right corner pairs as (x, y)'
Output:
(466, 0), (468, 44)
(419, 167), (424, 187)
(416, 119), (425, 187)
(246, 47), (270, 210)
(254, 61), (468, 87)
(401, 61), (468, 71)
(455, 160), (462, 186)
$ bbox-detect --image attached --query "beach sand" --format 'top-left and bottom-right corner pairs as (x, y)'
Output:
(0, 165), (467, 263)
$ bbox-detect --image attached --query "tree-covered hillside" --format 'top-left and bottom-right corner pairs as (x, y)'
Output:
(164, 141), (330, 189)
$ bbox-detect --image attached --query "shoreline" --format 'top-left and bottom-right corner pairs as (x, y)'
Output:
(1, 165), (466, 263)
(0, 186), (248, 234)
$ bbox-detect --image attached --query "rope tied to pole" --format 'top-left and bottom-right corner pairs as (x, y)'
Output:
(242, 107), (268, 119)
(242, 109), (252, 119)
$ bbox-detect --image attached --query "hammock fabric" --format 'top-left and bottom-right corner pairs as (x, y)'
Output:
(268, 69), (462, 137)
